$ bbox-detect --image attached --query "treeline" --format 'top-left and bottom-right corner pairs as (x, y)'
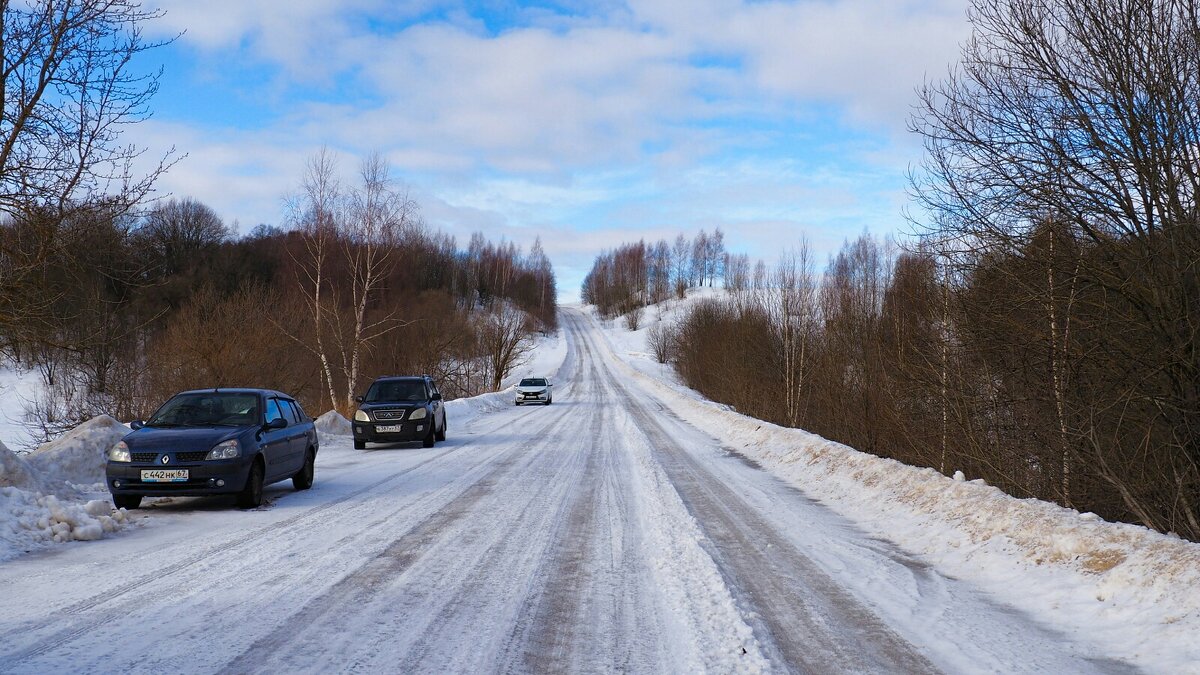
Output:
(621, 228), (1197, 542)
(0, 154), (556, 442)
(581, 228), (732, 323)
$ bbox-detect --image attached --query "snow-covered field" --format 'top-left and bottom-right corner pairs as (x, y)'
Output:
(591, 291), (1200, 673)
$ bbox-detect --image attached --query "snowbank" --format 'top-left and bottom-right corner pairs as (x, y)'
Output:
(0, 439), (48, 493)
(0, 415), (130, 561)
(587, 299), (1200, 673)
(315, 410), (353, 436)
(26, 414), (127, 490)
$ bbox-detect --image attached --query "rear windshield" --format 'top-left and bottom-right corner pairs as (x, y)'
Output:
(519, 378), (547, 387)
(365, 380), (427, 402)
(147, 393), (261, 427)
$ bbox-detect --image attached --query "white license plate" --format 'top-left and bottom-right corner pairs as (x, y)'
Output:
(375, 424), (404, 433)
(141, 469), (188, 482)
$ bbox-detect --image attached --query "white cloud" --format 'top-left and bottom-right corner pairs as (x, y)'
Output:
(131, 1), (971, 299)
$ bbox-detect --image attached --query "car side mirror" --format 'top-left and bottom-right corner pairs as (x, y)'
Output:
(431, 393), (442, 401)
(355, 396), (364, 403)
(265, 417), (288, 430)
(130, 420), (144, 430)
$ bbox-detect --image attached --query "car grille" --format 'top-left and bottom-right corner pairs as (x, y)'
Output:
(373, 409), (407, 421)
(131, 451), (209, 463)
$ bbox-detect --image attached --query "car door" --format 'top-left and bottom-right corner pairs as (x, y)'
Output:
(260, 397), (292, 480)
(429, 380), (444, 429)
(281, 398), (308, 471)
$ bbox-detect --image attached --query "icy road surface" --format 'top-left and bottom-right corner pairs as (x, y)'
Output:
(0, 309), (1136, 674)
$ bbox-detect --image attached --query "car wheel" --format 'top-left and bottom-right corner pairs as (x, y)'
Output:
(113, 494), (141, 510)
(515, 401), (521, 406)
(354, 439), (365, 450)
(422, 424), (436, 448)
(435, 418), (446, 441)
(545, 398), (552, 406)
(237, 459), (265, 509)
(292, 449), (315, 491)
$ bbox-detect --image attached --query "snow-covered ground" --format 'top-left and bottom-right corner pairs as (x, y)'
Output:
(0, 367), (40, 452)
(590, 292), (1200, 673)
(0, 307), (1195, 672)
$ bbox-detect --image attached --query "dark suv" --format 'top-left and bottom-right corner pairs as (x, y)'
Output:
(353, 375), (447, 450)
(106, 388), (318, 510)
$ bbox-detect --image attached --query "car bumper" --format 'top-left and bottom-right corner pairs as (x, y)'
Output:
(106, 461), (253, 496)
(515, 393), (548, 404)
(353, 421), (432, 444)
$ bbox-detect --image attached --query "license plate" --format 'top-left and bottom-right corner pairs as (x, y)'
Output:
(141, 469), (188, 482)
(375, 424), (404, 433)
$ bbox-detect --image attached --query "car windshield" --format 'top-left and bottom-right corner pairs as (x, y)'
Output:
(519, 378), (547, 387)
(146, 393), (261, 427)
(365, 380), (427, 402)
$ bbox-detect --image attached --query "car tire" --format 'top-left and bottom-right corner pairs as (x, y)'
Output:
(435, 418), (446, 441)
(292, 449), (315, 491)
(113, 494), (141, 510)
(545, 398), (552, 406)
(354, 439), (365, 450)
(422, 424), (436, 448)
(237, 459), (265, 509)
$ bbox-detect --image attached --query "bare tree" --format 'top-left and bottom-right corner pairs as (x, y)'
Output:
(478, 301), (535, 390)
(136, 198), (229, 278)
(0, 0), (175, 218)
(0, 1), (175, 351)
(671, 234), (691, 298)
(285, 150), (416, 413)
(910, 0), (1200, 536)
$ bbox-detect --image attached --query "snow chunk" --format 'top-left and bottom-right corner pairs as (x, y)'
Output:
(0, 487), (126, 561)
(953, 470), (966, 482)
(26, 415), (127, 490)
(315, 410), (353, 436)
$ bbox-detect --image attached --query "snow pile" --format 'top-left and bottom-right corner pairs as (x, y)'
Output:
(587, 300), (1200, 672)
(26, 415), (127, 490)
(0, 415), (130, 561)
(315, 410), (353, 436)
(0, 488), (128, 561)
(0, 439), (48, 493)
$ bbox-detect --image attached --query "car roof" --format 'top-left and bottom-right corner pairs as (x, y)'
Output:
(371, 376), (429, 382)
(175, 388), (293, 399)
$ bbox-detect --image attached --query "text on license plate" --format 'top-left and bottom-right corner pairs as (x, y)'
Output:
(375, 424), (404, 433)
(141, 469), (188, 482)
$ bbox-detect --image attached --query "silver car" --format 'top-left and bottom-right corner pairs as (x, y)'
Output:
(515, 377), (553, 406)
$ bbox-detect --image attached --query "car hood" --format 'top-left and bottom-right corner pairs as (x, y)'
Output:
(360, 401), (426, 410)
(515, 386), (547, 393)
(123, 426), (246, 452)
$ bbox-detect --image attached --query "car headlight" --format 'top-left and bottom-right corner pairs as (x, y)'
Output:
(205, 439), (240, 460)
(354, 409), (370, 422)
(408, 407), (427, 420)
(108, 441), (131, 462)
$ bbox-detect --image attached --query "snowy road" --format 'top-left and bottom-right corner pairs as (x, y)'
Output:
(0, 309), (1138, 674)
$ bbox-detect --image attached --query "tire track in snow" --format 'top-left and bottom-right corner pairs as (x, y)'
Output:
(576, 308), (937, 673)
(213, 403), (583, 672)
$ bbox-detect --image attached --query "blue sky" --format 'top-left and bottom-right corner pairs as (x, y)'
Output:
(134, 0), (970, 301)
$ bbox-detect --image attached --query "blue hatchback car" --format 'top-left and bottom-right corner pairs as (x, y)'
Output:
(106, 388), (319, 509)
